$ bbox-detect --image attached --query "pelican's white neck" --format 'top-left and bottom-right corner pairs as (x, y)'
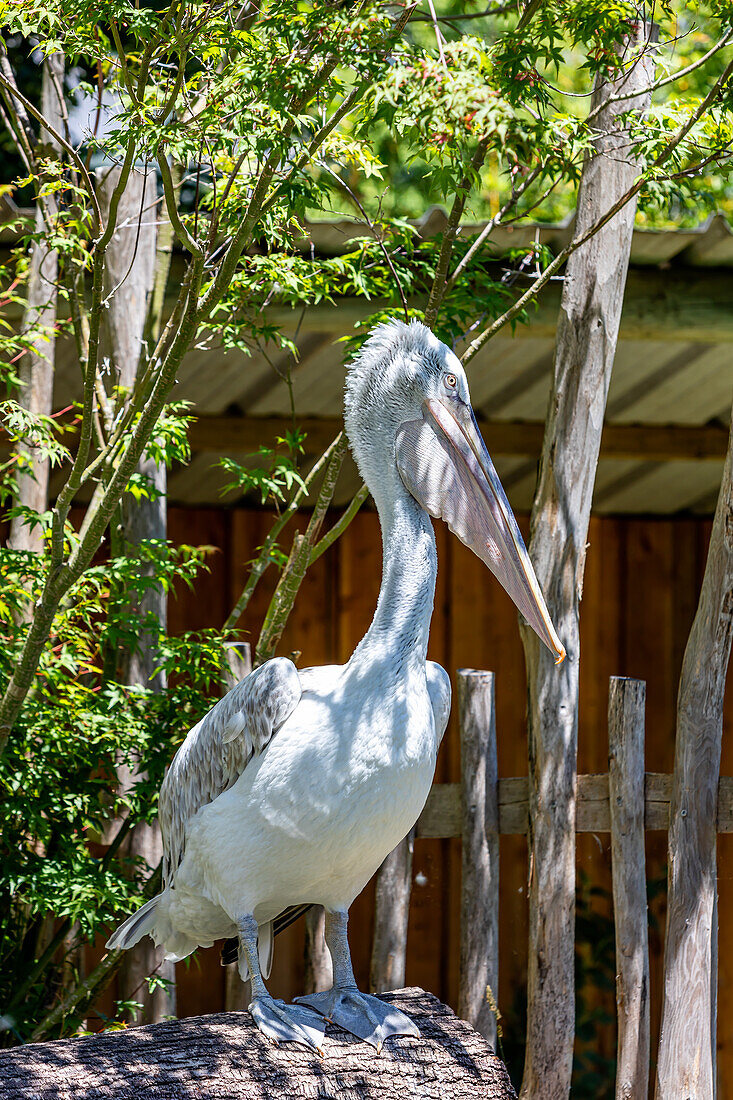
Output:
(349, 468), (437, 674)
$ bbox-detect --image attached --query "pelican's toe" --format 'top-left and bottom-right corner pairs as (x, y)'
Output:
(249, 995), (326, 1054)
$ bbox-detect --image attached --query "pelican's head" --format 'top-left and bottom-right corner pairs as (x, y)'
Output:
(344, 319), (565, 663)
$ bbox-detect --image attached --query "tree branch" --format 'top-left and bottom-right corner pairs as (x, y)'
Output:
(462, 54), (733, 366)
(223, 433), (344, 632)
(255, 436), (347, 664)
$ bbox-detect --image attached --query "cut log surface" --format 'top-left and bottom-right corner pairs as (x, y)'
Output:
(0, 989), (516, 1100)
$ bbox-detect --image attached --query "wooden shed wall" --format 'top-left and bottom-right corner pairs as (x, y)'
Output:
(91, 505), (733, 1093)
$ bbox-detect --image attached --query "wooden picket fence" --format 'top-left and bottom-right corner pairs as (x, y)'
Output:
(362, 667), (729, 1099)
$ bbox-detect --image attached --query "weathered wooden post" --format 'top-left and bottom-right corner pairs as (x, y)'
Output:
(518, 29), (655, 1099)
(608, 676), (649, 1100)
(655, 403), (733, 1100)
(458, 669), (499, 1048)
(304, 906), (334, 994)
(223, 642), (253, 1011)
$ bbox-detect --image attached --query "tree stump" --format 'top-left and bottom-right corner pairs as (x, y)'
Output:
(0, 988), (515, 1099)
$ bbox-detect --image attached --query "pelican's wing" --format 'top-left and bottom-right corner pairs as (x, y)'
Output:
(426, 661), (451, 746)
(159, 657), (302, 884)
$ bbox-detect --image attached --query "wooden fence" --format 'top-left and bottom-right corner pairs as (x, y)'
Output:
(82, 507), (730, 1093)
(330, 667), (726, 1099)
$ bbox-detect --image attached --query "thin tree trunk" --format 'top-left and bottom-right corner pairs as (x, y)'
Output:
(519, 31), (655, 1100)
(8, 52), (64, 553)
(655, 403), (733, 1098)
(96, 164), (174, 1024)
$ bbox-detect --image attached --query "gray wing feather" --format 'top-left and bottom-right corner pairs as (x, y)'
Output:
(159, 657), (302, 884)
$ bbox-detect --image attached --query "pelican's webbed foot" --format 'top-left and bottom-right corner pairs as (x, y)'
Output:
(236, 913), (325, 1054)
(294, 907), (420, 1051)
(295, 987), (419, 1050)
(250, 995), (326, 1053)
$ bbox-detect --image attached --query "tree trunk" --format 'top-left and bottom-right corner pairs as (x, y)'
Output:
(518, 31), (655, 1100)
(8, 52), (64, 554)
(96, 164), (174, 1024)
(0, 989), (516, 1100)
(655, 403), (733, 1099)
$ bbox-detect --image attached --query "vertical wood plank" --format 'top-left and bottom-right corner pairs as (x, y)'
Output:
(655, 413), (733, 1099)
(450, 533), (527, 1027)
(458, 669), (499, 1047)
(608, 677), (649, 1100)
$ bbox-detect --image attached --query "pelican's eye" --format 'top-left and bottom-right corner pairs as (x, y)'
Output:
(445, 373), (457, 388)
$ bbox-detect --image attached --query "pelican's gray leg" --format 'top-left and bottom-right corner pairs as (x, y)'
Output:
(295, 909), (420, 1051)
(236, 914), (326, 1053)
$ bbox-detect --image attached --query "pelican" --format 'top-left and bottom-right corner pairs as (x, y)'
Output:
(108, 320), (564, 1053)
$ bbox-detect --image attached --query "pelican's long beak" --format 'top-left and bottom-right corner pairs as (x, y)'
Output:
(396, 397), (565, 664)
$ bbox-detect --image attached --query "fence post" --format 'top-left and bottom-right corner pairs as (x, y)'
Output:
(608, 677), (649, 1100)
(223, 642), (252, 1011)
(370, 833), (414, 993)
(304, 907), (333, 994)
(458, 669), (499, 1047)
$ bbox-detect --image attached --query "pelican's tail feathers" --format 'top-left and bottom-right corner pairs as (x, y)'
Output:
(106, 894), (160, 952)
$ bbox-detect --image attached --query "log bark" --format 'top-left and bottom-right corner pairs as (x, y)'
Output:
(96, 165), (174, 1025)
(0, 988), (516, 1100)
(655, 403), (733, 1099)
(518, 32), (655, 1100)
(457, 669), (499, 1048)
(8, 52), (64, 554)
(608, 677), (649, 1100)
(369, 832), (414, 993)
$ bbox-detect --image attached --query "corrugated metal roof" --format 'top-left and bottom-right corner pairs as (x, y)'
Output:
(6, 198), (731, 515)
(303, 209), (733, 267)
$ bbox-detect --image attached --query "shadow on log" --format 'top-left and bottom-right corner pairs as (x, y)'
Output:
(0, 989), (515, 1099)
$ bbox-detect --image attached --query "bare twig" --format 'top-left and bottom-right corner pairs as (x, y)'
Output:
(425, 138), (490, 327)
(319, 162), (410, 322)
